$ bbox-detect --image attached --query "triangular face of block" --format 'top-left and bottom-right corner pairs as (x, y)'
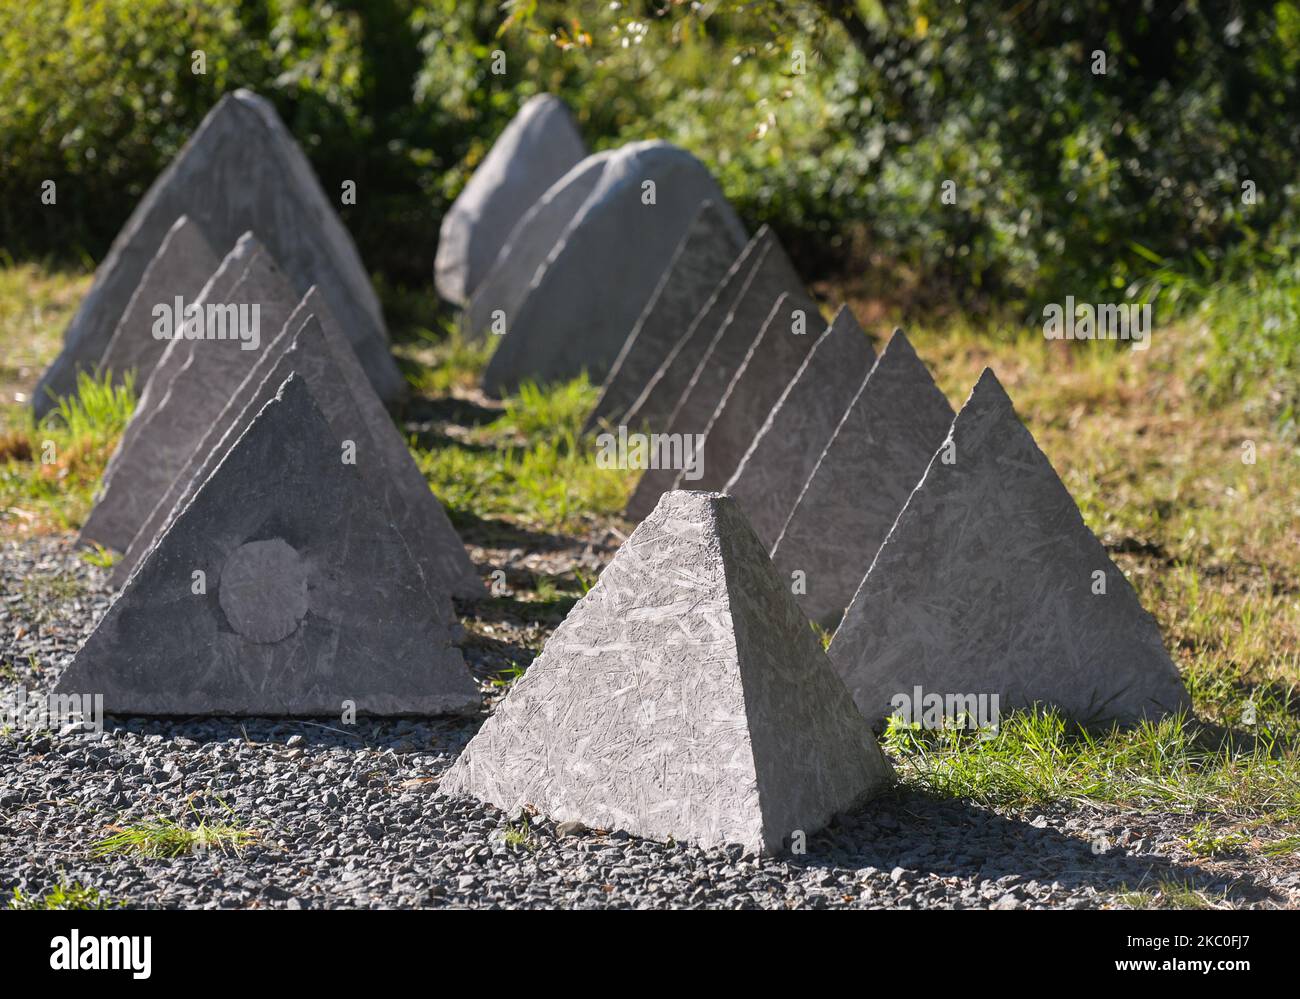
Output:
(441, 490), (891, 854)
(114, 295), (481, 601)
(55, 375), (479, 716)
(724, 306), (877, 549)
(672, 290), (826, 495)
(463, 149), (618, 342)
(33, 89), (402, 417)
(436, 94), (586, 306)
(481, 142), (746, 397)
(625, 230), (807, 519)
(621, 226), (770, 436)
(828, 370), (1190, 727)
(97, 215), (219, 390)
(771, 331), (954, 626)
(585, 200), (748, 433)
(79, 236), (300, 552)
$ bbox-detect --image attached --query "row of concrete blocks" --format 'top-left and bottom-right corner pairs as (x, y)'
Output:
(428, 95), (1191, 851)
(38, 92), (1187, 856)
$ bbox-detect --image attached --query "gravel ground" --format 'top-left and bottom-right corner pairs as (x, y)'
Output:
(2, 534), (1296, 909)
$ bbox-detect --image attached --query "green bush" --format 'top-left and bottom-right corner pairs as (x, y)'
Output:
(2, 0), (1299, 312)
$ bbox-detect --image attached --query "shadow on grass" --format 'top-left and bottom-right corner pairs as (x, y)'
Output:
(787, 788), (1276, 907)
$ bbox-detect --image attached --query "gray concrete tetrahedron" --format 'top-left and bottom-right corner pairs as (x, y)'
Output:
(79, 235), (300, 552)
(463, 149), (618, 342)
(723, 306), (877, 549)
(33, 89), (402, 416)
(621, 226), (770, 435)
(481, 141), (746, 396)
(55, 375), (479, 716)
(114, 294), (481, 602)
(441, 490), (892, 854)
(771, 330), (954, 626)
(435, 94), (586, 306)
(672, 290), (826, 494)
(625, 229), (808, 519)
(828, 369), (1191, 727)
(585, 200), (747, 433)
(96, 215), (219, 390)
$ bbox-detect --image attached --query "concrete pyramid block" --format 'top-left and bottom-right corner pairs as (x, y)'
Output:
(34, 89), (402, 416)
(442, 490), (892, 854)
(723, 306), (877, 548)
(79, 235), (300, 552)
(625, 230), (808, 519)
(55, 374), (479, 716)
(772, 331), (954, 626)
(585, 200), (747, 432)
(621, 226), (770, 435)
(828, 370), (1190, 726)
(96, 215), (219, 389)
(673, 290), (825, 494)
(463, 149), (617, 342)
(481, 141), (746, 396)
(436, 94), (587, 306)
(114, 291), (481, 601)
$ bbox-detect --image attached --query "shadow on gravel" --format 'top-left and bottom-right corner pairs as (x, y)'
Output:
(452, 511), (586, 553)
(399, 391), (499, 430)
(790, 789), (1275, 906)
(72, 715), (477, 754)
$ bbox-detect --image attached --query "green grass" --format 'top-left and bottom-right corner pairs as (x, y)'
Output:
(883, 709), (1300, 828)
(417, 373), (636, 534)
(93, 801), (258, 859)
(8, 879), (122, 910)
(1, 369), (135, 536)
(1115, 879), (1234, 910)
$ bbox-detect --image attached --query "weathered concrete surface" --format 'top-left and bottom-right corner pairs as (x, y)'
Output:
(481, 142), (745, 397)
(463, 150), (617, 342)
(829, 369), (1191, 727)
(723, 306), (876, 549)
(56, 375), (479, 717)
(79, 237), (299, 552)
(114, 295), (482, 601)
(435, 94), (586, 306)
(625, 230), (807, 519)
(672, 291), (824, 494)
(621, 228), (770, 436)
(585, 201), (747, 433)
(442, 490), (892, 854)
(96, 216), (219, 390)
(34, 89), (402, 416)
(79, 233), (264, 551)
(771, 331), (953, 626)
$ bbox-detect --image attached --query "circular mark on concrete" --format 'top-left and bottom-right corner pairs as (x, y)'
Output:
(218, 538), (308, 643)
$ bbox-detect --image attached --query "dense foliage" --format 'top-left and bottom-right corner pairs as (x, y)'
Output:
(1, 0), (1297, 309)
